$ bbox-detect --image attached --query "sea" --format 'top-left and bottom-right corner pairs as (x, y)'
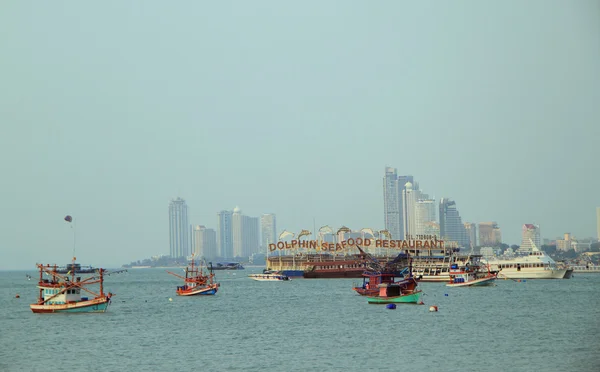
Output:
(1, 267), (599, 372)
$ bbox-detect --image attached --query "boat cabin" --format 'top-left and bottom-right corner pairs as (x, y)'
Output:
(378, 283), (402, 297)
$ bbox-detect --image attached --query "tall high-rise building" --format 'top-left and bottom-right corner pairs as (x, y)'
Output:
(383, 167), (413, 239)
(193, 225), (217, 259)
(260, 213), (277, 250)
(169, 197), (189, 258)
(439, 198), (469, 247)
(518, 224), (541, 252)
(383, 168), (401, 240)
(464, 223), (477, 248)
(415, 198), (436, 236)
(478, 222), (502, 246)
(402, 182), (418, 238)
(217, 210), (233, 258)
(597, 207), (600, 241)
(232, 206), (260, 258)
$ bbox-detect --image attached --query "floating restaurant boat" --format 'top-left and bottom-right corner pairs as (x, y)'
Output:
(446, 260), (497, 287)
(248, 270), (291, 281)
(30, 260), (113, 313)
(167, 259), (220, 296)
(266, 238), (473, 281)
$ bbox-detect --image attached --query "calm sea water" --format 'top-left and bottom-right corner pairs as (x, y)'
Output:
(1, 267), (599, 372)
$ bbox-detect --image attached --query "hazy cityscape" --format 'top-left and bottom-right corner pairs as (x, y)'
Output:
(2, 2), (599, 371)
(125, 167), (600, 267)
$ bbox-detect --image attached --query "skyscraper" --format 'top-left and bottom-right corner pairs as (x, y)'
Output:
(232, 206), (260, 258)
(518, 224), (541, 253)
(439, 198), (469, 247)
(415, 199), (436, 235)
(193, 225), (218, 259)
(383, 168), (401, 239)
(383, 167), (413, 239)
(169, 197), (189, 258)
(260, 213), (277, 250)
(217, 210), (233, 259)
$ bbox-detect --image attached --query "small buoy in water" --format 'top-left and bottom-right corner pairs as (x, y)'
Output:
(444, 293), (448, 296)
(417, 300), (424, 305)
(15, 294), (20, 298)
(429, 305), (438, 312)
(386, 304), (396, 310)
(168, 298), (173, 302)
(522, 280), (526, 282)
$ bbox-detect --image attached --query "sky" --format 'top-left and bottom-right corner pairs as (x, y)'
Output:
(1, 1), (599, 270)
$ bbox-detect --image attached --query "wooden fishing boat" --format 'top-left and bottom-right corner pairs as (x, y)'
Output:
(30, 260), (113, 313)
(366, 283), (422, 304)
(446, 262), (497, 287)
(167, 258), (220, 296)
(353, 270), (416, 296)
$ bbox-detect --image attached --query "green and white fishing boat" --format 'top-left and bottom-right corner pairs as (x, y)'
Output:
(366, 282), (422, 304)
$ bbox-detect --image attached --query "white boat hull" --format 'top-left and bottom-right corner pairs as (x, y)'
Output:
(446, 276), (496, 287)
(495, 268), (567, 279)
(248, 274), (290, 281)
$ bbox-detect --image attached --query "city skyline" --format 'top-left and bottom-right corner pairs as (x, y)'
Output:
(2, 2), (599, 270)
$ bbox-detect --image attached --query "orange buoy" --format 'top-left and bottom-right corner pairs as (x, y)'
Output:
(429, 305), (438, 312)
(15, 294), (20, 298)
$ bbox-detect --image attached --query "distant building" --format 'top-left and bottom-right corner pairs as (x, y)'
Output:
(260, 213), (277, 251)
(169, 197), (189, 258)
(383, 167), (413, 239)
(423, 221), (440, 238)
(439, 198), (469, 247)
(402, 182), (419, 238)
(232, 206), (260, 258)
(217, 210), (233, 258)
(518, 224), (541, 253)
(193, 225), (217, 259)
(415, 199), (436, 236)
(556, 233), (573, 251)
(464, 223), (477, 248)
(478, 222), (502, 246)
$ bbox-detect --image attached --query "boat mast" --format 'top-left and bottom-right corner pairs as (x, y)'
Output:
(99, 268), (104, 296)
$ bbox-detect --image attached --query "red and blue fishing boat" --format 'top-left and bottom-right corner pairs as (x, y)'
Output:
(167, 258), (220, 296)
(446, 260), (497, 287)
(30, 260), (113, 313)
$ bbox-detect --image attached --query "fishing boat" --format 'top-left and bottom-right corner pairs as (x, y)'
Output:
(446, 262), (497, 287)
(30, 261), (113, 313)
(248, 270), (291, 281)
(353, 249), (415, 295)
(366, 283), (422, 304)
(354, 270), (417, 296)
(167, 258), (220, 296)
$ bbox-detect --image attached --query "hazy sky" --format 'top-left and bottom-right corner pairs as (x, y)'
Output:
(1, 1), (599, 270)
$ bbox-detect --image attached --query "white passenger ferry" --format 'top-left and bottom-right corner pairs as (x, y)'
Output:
(481, 243), (567, 279)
